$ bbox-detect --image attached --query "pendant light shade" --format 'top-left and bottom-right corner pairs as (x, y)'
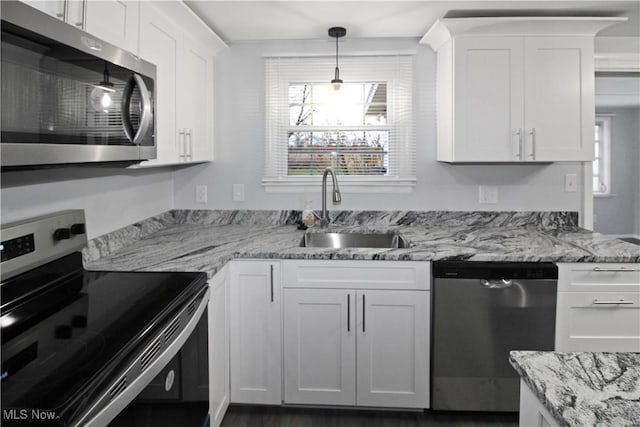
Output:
(328, 27), (346, 91)
(90, 62), (115, 113)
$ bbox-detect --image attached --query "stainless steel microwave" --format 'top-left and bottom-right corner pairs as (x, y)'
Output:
(1, 1), (156, 169)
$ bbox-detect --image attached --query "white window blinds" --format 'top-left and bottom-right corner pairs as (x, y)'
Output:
(264, 55), (415, 191)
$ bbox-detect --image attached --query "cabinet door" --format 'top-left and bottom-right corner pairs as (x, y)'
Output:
(138, 3), (180, 165)
(84, 0), (139, 55)
(209, 267), (229, 427)
(179, 35), (214, 163)
(453, 37), (524, 161)
(283, 288), (356, 406)
(230, 261), (282, 404)
(556, 292), (640, 352)
(524, 36), (594, 161)
(356, 290), (430, 408)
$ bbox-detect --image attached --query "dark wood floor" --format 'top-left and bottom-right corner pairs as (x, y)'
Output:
(221, 405), (519, 427)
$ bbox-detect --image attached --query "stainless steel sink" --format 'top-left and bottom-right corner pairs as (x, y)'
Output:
(300, 232), (409, 249)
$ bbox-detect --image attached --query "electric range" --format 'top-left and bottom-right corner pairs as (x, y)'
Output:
(1, 210), (208, 426)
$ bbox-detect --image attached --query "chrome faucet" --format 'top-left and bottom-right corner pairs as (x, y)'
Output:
(318, 167), (341, 228)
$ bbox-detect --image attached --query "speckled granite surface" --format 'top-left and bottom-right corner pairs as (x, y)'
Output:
(84, 210), (640, 278)
(510, 351), (640, 427)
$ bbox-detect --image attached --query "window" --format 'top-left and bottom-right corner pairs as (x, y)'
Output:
(264, 56), (415, 191)
(594, 116), (612, 196)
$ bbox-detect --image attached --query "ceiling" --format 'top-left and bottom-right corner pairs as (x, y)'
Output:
(184, 1), (640, 43)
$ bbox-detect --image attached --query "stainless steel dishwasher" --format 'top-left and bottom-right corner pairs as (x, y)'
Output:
(431, 261), (558, 412)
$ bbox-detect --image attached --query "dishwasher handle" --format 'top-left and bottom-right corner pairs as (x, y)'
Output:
(480, 279), (513, 289)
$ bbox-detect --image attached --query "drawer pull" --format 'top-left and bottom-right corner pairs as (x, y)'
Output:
(592, 299), (635, 305)
(593, 267), (640, 272)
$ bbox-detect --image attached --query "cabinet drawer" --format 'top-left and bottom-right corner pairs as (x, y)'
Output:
(282, 260), (430, 290)
(556, 292), (640, 352)
(557, 263), (640, 292)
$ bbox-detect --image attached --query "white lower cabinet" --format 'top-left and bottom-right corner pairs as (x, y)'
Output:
(356, 290), (429, 408)
(229, 260), (282, 404)
(518, 379), (560, 427)
(283, 289), (356, 406)
(209, 265), (230, 427)
(282, 260), (430, 409)
(555, 263), (640, 352)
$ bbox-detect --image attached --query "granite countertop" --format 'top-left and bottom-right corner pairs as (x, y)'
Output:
(510, 351), (640, 427)
(83, 210), (639, 278)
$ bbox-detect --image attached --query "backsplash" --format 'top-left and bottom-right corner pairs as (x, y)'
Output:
(83, 210), (578, 264)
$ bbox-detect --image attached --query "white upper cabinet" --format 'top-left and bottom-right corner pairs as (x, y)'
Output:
(451, 37), (524, 161)
(84, 1), (139, 55)
(524, 37), (594, 161)
(422, 17), (626, 163)
(135, 2), (224, 168)
(21, 1), (139, 55)
(138, 3), (181, 166)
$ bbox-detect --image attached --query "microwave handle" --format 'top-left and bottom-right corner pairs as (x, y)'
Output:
(122, 74), (153, 145)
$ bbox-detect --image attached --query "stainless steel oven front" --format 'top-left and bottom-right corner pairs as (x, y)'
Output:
(1, 1), (156, 168)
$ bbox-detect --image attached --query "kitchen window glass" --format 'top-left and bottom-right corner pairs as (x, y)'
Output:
(264, 56), (415, 191)
(594, 116), (612, 196)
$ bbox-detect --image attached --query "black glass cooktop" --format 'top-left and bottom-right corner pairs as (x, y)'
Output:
(0, 252), (207, 425)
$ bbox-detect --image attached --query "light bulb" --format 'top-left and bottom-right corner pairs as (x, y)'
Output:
(90, 85), (115, 113)
(101, 92), (112, 109)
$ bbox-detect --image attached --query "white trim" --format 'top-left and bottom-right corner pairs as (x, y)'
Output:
(582, 162), (593, 230)
(594, 116), (612, 196)
(262, 177), (416, 193)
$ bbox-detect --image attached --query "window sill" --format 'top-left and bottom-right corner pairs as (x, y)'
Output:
(262, 177), (416, 193)
(594, 193), (615, 198)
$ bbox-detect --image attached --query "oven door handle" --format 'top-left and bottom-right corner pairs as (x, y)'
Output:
(121, 73), (153, 145)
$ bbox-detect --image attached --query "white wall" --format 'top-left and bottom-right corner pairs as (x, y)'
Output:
(1, 168), (174, 239)
(594, 107), (640, 236)
(173, 38), (582, 213)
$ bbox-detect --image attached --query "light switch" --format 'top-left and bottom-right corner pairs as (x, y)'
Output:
(232, 184), (245, 202)
(565, 174), (578, 192)
(479, 186), (499, 204)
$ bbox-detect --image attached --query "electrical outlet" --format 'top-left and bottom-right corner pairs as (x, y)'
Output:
(232, 184), (245, 202)
(565, 174), (578, 192)
(479, 186), (499, 204)
(195, 185), (207, 203)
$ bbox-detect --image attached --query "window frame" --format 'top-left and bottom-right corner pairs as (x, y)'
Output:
(593, 115), (612, 197)
(263, 55), (416, 193)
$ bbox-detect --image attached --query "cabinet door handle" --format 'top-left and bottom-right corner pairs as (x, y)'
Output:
(593, 267), (640, 272)
(56, 0), (66, 19)
(347, 294), (350, 332)
(362, 294), (365, 332)
(514, 128), (523, 160)
(270, 264), (274, 302)
(528, 128), (536, 160)
(593, 299), (635, 305)
(593, 299), (634, 305)
(178, 129), (186, 160)
(187, 129), (192, 161)
(73, 0), (86, 28)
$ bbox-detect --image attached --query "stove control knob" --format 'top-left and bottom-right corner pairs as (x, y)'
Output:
(53, 228), (71, 241)
(70, 223), (86, 235)
(72, 315), (87, 328)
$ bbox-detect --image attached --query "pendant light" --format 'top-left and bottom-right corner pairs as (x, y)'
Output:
(90, 62), (115, 113)
(328, 27), (346, 91)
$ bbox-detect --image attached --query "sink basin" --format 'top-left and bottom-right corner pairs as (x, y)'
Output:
(300, 232), (409, 249)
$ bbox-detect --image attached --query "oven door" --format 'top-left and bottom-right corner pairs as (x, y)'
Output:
(1, 1), (156, 168)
